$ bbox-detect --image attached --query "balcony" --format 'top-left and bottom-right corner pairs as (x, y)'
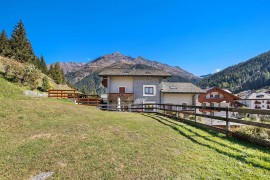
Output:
(203, 98), (227, 103)
(254, 101), (261, 104)
(108, 93), (134, 103)
(255, 105), (261, 109)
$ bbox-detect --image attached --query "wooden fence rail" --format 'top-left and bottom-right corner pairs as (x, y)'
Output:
(48, 89), (100, 106)
(77, 98), (101, 106)
(48, 89), (80, 99)
(130, 103), (270, 129)
(127, 103), (270, 147)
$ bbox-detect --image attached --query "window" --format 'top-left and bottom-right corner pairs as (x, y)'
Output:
(119, 87), (126, 93)
(143, 85), (156, 96)
(145, 87), (154, 94)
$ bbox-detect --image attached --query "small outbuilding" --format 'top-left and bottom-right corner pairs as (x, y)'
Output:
(160, 82), (205, 107)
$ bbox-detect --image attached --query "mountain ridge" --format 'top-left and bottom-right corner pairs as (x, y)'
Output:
(199, 50), (270, 93)
(52, 52), (199, 80)
(50, 52), (200, 94)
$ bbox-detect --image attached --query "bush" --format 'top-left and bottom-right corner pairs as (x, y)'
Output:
(260, 116), (270, 123)
(233, 126), (270, 141)
(21, 64), (41, 90)
(4, 64), (41, 90)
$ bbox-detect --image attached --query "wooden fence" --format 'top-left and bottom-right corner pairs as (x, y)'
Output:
(99, 103), (270, 147)
(131, 103), (270, 129)
(48, 89), (80, 98)
(48, 89), (100, 106)
(76, 98), (101, 106)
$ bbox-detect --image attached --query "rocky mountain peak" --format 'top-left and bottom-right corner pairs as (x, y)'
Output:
(54, 52), (200, 85)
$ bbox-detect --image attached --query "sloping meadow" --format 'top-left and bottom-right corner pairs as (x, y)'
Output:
(0, 77), (270, 179)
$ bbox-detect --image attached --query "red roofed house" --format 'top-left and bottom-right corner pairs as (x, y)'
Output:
(197, 87), (242, 128)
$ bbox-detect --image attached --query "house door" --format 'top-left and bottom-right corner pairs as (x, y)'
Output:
(119, 87), (126, 94)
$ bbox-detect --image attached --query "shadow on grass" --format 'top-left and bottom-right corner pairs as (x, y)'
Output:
(142, 113), (270, 170)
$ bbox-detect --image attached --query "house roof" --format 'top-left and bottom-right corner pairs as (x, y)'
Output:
(198, 87), (241, 103)
(207, 87), (241, 100)
(248, 92), (270, 99)
(99, 68), (171, 77)
(161, 82), (205, 94)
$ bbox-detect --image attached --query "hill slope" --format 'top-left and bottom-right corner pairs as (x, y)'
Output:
(0, 56), (70, 90)
(1, 76), (270, 179)
(52, 52), (200, 94)
(199, 50), (270, 93)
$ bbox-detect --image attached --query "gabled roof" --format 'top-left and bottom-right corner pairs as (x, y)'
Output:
(161, 82), (205, 94)
(99, 68), (171, 77)
(206, 87), (240, 100)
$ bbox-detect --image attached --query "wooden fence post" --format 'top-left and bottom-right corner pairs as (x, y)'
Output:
(164, 104), (166, 116)
(194, 105), (197, 122)
(226, 107), (230, 131)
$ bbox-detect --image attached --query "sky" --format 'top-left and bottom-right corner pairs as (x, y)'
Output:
(1, 0), (270, 76)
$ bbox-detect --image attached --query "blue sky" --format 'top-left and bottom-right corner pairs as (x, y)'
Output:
(1, 0), (270, 76)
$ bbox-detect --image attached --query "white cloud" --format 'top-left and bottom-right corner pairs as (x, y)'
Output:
(214, 68), (221, 73)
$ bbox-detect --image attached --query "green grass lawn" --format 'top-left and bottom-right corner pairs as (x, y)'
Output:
(0, 77), (270, 179)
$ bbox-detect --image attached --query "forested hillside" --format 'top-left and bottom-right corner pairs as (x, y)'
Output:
(0, 20), (67, 90)
(199, 50), (270, 93)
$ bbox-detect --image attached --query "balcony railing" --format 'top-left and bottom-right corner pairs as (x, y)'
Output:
(108, 93), (134, 103)
(255, 106), (261, 109)
(203, 98), (227, 103)
(254, 101), (261, 104)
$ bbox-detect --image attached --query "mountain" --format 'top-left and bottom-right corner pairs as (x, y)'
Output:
(52, 52), (200, 94)
(199, 50), (270, 93)
(48, 62), (86, 74)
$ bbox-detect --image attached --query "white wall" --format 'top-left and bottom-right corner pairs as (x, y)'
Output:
(109, 76), (133, 93)
(162, 93), (194, 105)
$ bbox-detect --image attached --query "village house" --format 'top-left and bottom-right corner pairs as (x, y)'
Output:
(197, 87), (242, 127)
(99, 68), (204, 110)
(244, 92), (270, 110)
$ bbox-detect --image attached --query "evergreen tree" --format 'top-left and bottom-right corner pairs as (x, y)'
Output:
(39, 55), (48, 74)
(54, 63), (63, 84)
(81, 86), (89, 94)
(60, 68), (65, 84)
(0, 30), (11, 57)
(48, 63), (66, 84)
(9, 20), (36, 63)
(41, 76), (51, 91)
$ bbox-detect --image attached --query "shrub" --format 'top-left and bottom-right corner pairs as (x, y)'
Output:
(260, 116), (270, 123)
(233, 126), (270, 141)
(21, 64), (41, 90)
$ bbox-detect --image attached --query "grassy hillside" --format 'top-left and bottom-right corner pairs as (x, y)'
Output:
(199, 50), (270, 93)
(0, 77), (270, 179)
